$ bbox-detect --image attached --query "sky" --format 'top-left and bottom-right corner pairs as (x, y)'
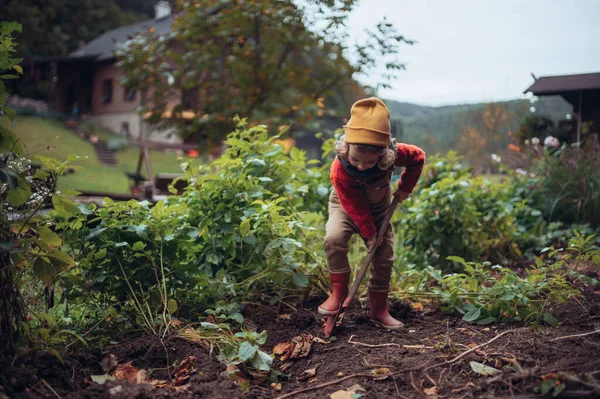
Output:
(345, 0), (600, 106)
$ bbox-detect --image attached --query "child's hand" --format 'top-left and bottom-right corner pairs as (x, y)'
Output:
(393, 189), (410, 202)
(366, 235), (380, 252)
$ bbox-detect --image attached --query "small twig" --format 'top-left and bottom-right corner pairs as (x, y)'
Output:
(424, 372), (436, 386)
(274, 372), (391, 399)
(409, 371), (422, 397)
(423, 329), (518, 372)
(437, 368), (446, 386)
(41, 379), (61, 398)
(65, 313), (110, 349)
(391, 375), (409, 399)
(348, 335), (432, 349)
(550, 329), (600, 342)
(277, 299), (297, 312)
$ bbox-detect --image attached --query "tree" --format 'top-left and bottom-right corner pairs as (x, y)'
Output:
(455, 102), (525, 174)
(0, 0), (146, 57)
(116, 0), (412, 144)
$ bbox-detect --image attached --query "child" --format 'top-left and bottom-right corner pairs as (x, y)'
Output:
(318, 97), (425, 329)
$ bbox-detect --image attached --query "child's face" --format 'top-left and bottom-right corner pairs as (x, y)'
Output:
(348, 145), (380, 171)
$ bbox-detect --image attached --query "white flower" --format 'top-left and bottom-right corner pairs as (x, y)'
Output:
(544, 136), (560, 148)
(531, 137), (540, 146)
(491, 154), (501, 163)
(524, 139), (530, 145)
(515, 168), (527, 176)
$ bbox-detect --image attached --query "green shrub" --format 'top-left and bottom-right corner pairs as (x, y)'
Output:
(395, 233), (598, 325)
(532, 147), (600, 228)
(63, 119), (328, 333)
(394, 153), (545, 271)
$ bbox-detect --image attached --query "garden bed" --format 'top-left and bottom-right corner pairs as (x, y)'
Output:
(3, 280), (599, 399)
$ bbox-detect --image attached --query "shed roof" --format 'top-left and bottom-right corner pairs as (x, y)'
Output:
(524, 72), (600, 95)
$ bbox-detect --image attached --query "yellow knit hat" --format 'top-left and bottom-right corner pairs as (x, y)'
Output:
(343, 97), (391, 147)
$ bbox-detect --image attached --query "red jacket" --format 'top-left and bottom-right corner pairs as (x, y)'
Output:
(330, 143), (425, 238)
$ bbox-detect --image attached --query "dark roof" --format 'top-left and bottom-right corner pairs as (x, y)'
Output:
(69, 15), (174, 61)
(524, 72), (600, 95)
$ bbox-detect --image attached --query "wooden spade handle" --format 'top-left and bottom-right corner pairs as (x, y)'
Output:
(342, 197), (400, 308)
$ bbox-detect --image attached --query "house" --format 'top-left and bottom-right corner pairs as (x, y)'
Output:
(21, 1), (181, 144)
(524, 72), (600, 143)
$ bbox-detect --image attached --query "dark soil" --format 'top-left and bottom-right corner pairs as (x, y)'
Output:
(2, 278), (599, 398)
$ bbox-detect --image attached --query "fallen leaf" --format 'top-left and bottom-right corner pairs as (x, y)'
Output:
(173, 356), (197, 385)
(112, 362), (139, 381)
(299, 367), (318, 380)
(274, 342), (293, 355)
(90, 374), (116, 384)
(171, 318), (184, 327)
(279, 314), (292, 320)
(100, 354), (118, 373)
(223, 365), (249, 384)
(371, 367), (390, 375)
(308, 377), (317, 383)
(247, 369), (268, 381)
(330, 385), (366, 399)
(273, 334), (313, 361)
(135, 369), (148, 384)
(470, 361), (501, 376)
(411, 302), (424, 312)
(170, 383), (191, 392)
(312, 337), (330, 344)
(424, 386), (438, 396)
(467, 342), (478, 349)
(280, 361), (294, 372)
(347, 384), (366, 392)
(150, 380), (169, 388)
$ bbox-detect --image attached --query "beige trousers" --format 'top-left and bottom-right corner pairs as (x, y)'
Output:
(324, 175), (395, 292)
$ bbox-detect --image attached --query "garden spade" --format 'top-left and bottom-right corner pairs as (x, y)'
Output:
(323, 197), (400, 337)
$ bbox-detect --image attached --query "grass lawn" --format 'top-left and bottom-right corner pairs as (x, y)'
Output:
(2, 116), (188, 194)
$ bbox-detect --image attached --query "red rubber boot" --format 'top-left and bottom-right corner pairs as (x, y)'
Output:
(318, 272), (350, 315)
(369, 291), (404, 330)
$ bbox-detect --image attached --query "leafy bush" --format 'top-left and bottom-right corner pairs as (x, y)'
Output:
(532, 146), (600, 228)
(394, 152), (546, 271)
(395, 233), (598, 325)
(63, 120), (328, 333)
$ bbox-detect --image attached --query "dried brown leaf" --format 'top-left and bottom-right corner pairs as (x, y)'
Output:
(424, 386), (438, 396)
(273, 342), (292, 356)
(100, 354), (118, 373)
(299, 367), (318, 380)
(280, 361), (294, 372)
(279, 314), (292, 320)
(111, 362), (139, 381)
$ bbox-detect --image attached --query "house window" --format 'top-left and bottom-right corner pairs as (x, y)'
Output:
(102, 79), (113, 104)
(182, 88), (198, 110)
(124, 88), (136, 102)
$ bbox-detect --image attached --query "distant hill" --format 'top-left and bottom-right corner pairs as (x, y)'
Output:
(384, 96), (572, 154)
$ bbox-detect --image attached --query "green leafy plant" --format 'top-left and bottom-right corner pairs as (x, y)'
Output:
(64, 119), (327, 336)
(396, 234), (598, 326)
(179, 322), (273, 373)
(532, 146), (600, 228)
